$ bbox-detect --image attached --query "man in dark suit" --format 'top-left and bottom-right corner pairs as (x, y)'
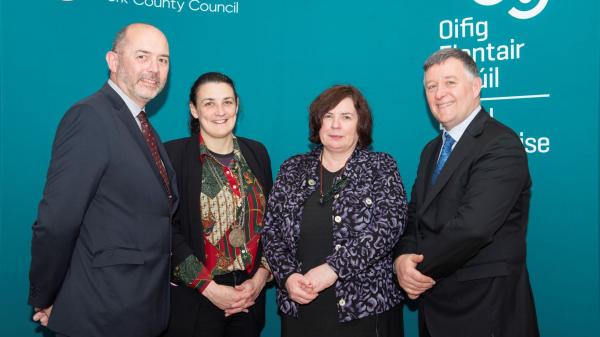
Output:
(28, 23), (178, 337)
(394, 48), (539, 337)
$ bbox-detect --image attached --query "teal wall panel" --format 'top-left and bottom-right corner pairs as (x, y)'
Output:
(1, 1), (598, 336)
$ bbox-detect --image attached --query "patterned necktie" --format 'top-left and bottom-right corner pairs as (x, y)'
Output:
(431, 132), (455, 185)
(137, 111), (173, 201)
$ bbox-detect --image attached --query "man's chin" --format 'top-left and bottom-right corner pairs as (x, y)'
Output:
(136, 89), (161, 101)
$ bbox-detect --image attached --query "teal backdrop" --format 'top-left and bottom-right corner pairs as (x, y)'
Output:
(1, 1), (598, 336)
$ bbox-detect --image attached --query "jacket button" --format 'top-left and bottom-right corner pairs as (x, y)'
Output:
(364, 197), (372, 206)
(335, 244), (342, 251)
(334, 216), (342, 223)
(334, 193), (339, 199)
(308, 179), (316, 186)
(338, 298), (346, 306)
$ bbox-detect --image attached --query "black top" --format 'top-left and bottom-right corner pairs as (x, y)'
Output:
(286, 168), (338, 335)
(208, 149), (235, 167)
(298, 167), (337, 271)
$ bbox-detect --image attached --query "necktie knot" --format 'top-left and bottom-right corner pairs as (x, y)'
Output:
(137, 110), (148, 124)
(443, 132), (455, 148)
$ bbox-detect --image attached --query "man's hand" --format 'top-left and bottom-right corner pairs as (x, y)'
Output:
(225, 268), (270, 317)
(395, 254), (435, 299)
(285, 273), (318, 304)
(304, 263), (338, 293)
(33, 305), (53, 327)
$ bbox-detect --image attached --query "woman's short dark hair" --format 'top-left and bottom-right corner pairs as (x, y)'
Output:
(188, 72), (238, 134)
(308, 85), (372, 147)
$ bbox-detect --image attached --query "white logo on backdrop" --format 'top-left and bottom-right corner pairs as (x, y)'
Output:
(474, 0), (548, 19)
(436, 2), (552, 152)
(80, 0), (241, 15)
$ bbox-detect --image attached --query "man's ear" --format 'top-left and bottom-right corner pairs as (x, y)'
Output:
(106, 51), (118, 74)
(472, 76), (482, 97)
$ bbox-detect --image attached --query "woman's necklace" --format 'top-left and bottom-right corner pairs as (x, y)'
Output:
(205, 150), (247, 249)
(227, 161), (247, 249)
(319, 152), (349, 205)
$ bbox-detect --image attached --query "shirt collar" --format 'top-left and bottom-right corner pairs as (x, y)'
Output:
(444, 105), (482, 143)
(107, 79), (144, 128)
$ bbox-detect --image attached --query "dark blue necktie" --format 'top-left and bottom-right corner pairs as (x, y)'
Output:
(431, 132), (455, 185)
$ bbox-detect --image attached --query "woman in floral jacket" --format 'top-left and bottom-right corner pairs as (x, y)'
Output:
(262, 85), (408, 337)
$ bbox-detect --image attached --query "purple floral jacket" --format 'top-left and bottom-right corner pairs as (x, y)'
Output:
(262, 146), (407, 322)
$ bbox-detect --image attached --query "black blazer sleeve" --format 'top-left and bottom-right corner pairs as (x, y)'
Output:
(164, 139), (195, 267)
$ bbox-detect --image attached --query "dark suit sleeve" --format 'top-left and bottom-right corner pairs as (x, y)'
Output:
(393, 189), (418, 259)
(418, 133), (529, 279)
(394, 145), (431, 259)
(29, 105), (109, 308)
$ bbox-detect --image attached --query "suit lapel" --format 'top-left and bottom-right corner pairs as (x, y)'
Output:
(419, 110), (489, 216)
(104, 84), (174, 202)
(145, 123), (175, 196)
(420, 136), (441, 205)
(156, 134), (179, 215)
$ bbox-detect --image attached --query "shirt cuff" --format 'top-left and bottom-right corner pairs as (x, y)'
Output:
(173, 255), (213, 292)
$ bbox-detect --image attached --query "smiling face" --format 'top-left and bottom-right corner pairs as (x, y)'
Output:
(190, 81), (238, 143)
(106, 24), (170, 108)
(424, 57), (482, 130)
(319, 96), (359, 155)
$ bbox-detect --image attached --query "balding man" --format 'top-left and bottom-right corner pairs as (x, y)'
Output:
(28, 23), (178, 337)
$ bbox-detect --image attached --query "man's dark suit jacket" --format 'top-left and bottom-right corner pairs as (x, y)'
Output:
(162, 135), (273, 336)
(395, 109), (539, 337)
(29, 83), (179, 337)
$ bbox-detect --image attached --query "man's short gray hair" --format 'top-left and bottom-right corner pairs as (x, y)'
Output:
(424, 48), (479, 78)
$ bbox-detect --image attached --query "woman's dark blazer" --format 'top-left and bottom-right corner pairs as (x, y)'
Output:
(163, 134), (273, 334)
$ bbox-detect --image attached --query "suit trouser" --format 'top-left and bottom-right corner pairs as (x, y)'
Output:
(418, 309), (431, 337)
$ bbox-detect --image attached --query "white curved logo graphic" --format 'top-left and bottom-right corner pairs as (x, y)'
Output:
(474, 0), (503, 5)
(474, 0), (548, 19)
